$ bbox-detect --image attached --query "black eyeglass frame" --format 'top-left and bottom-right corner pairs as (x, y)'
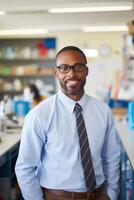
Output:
(56, 63), (88, 74)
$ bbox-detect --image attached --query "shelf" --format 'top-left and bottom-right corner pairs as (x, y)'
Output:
(0, 74), (55, 78)
(0, 90), (23, 95)
(0, 67), (55, 78)
(0, 58), (55, 62)
(0, 37), (57, 99)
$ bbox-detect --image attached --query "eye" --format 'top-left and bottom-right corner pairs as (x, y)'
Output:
(60, 64), (69, 71)
(75, 64), (85, 70)
(75, 64), (82, 69)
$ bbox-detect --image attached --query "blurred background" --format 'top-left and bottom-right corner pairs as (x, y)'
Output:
(0, 0), (134, 199)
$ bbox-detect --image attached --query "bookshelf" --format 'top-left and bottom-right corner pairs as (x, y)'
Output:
(0, 38), (57, 99)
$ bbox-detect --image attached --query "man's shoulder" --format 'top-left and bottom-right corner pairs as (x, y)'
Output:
(39, 93), (57, 106)
(27, 93), (57, 117)
(86, 94), (110, 111)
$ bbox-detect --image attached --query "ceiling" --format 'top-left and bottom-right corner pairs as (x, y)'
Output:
(0, 0), (133, 36)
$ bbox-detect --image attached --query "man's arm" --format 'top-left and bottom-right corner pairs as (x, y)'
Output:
(101, 108), (121, 200)
(15, 111), (45, 200)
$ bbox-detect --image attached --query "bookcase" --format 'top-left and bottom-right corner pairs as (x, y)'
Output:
(0, 37), (57, 100)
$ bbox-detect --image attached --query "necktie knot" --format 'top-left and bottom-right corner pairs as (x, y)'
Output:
(74, 103), (82, 114)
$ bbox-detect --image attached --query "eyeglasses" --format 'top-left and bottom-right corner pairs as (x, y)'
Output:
(56, 63), (87, 74)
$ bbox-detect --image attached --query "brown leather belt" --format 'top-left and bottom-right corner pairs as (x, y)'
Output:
(42, 183), (105, 199)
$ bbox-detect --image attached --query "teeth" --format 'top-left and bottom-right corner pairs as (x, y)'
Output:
(67, 80), (78, 85)
(68, 79), (78, 82)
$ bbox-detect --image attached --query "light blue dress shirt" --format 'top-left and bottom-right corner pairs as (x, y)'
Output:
(15, 91), (121, 200)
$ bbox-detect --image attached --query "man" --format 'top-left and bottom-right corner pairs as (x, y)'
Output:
(15, 46), (120, 200)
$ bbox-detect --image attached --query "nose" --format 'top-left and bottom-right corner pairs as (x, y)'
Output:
(67, 68), (76, 78)
(68, 67), (76, 74)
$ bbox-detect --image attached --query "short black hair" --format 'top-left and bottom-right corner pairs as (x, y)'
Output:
(56, 46), (87, 62)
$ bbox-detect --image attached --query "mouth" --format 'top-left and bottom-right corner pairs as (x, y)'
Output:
(66, 78), (81, 86)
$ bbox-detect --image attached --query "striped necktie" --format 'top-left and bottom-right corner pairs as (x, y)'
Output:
(74, 103), (96, 191)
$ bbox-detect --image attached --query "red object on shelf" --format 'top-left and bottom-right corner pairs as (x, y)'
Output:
(39, 47), (48, 57)
(37, 42), (48, 57)
(37, 42), (44, 49)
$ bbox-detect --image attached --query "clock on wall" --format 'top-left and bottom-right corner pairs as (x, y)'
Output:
(99, 44), (113, 57)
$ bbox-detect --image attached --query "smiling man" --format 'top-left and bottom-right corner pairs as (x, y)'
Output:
(55, 47), (88, 101)
(15, 46), (120, 200)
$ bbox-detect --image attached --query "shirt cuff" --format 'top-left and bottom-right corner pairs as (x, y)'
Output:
(107, 188), (118, 200)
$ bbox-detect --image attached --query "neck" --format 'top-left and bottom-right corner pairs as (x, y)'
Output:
(69, 95), (82, 101)
(61, 90), (84, 101)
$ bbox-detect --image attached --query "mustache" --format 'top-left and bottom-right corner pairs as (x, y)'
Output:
(65, 78), (82, 83)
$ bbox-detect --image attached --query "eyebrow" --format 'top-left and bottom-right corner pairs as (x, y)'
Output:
(59, 63), (87, 66)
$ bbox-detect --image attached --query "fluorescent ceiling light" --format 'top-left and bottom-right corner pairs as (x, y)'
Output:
(48, 5), (132, 13)
(83, 49), (99, 57)
(0, 11), (6, 15)
(0, 29), (48, 36)
(82, 25), (128, 32)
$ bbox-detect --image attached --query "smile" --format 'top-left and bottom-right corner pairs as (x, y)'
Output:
(66, 79), (80, 86)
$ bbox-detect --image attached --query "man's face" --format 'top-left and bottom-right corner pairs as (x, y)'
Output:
(55, 50), (88, 100)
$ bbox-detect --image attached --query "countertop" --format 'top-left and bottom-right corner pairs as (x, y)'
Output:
(0, 129), (21, 158)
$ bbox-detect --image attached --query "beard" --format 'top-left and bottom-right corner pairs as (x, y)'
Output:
(59, 78), (86, 96)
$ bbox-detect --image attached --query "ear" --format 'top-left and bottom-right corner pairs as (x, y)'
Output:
(85, 67), (89, 76)
(55, 68), (59, 78)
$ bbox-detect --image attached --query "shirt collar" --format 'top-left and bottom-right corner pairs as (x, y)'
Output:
(58, 90), (87, 113)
